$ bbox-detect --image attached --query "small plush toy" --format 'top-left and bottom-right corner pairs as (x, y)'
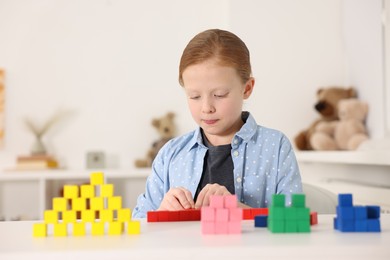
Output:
(294, 87), (357, 150)
(135, 112), (177, 168)
(310, 98), (369, 150)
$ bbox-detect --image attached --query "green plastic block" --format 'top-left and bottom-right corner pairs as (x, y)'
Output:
(285, 220), (298, 233)
(268, 219), (285, 233)
(292, 194), (306, 208)
(296, 207), (310, 220)
(298, 220), (311, 233)
(269, 207), (285, 220)
(284, 207), (298, 220)
(271, 194), (285, 207)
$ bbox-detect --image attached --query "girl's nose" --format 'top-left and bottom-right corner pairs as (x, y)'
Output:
(202, 98), (215, 113)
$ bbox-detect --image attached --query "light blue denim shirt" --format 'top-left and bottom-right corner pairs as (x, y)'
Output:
(132, 112), (302, 218)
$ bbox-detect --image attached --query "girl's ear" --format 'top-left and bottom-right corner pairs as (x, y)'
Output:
(243, 77), (255, 99)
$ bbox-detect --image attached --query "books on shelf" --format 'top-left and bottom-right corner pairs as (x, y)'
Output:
(15, 155), (59, 170)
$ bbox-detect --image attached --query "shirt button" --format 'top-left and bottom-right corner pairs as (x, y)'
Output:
(233, 151), (239, 157)
(236, 177), (242, 183)
(233, 139), (238, 144)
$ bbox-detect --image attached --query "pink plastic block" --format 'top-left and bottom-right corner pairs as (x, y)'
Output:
(201, 207), (215, 222)
(209, 195), (224, 208)
(215, 222), (228, 234)
(228, 221), (241, 234)
(216, 208), (229, 222)
(229, 208), (243, 221)
(202, 221), (215, 234)
(224, 195), (238, 208)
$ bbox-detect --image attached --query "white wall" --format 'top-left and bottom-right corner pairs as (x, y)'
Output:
(0, 0), (385, 170)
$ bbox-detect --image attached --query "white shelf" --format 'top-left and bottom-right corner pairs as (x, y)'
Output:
(296, 151), (390, 166)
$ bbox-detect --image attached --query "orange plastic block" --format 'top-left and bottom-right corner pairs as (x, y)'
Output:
(73, 222), (86, 236)
(64, 185), (79, 199)
(80, 184), (95, 198)
(127, 220), (141, 235)
(108, 196), (122, 210)
(100, 184), (114, 197)
(72, 197), (86, 211)
(108, 221), (124, 235)
(44, 210), (58, 224)
(33, 223), (47, 237)
(90, 172), (104, 185)
(53, 197), (68, 211)
(54, 223), (67, 237)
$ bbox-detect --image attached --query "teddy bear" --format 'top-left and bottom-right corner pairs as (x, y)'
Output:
(294, 87), (357, 150)
(310, 98), (369, 150)
(134, 112), (177, 168)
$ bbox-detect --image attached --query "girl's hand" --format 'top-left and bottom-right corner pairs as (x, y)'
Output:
(194, 183), (231, 208)
(158, 187), (195, 211)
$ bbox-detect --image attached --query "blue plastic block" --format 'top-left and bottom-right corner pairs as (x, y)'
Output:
(254, 215), (268, 228)
(355, 220), (368, 232)
(333, 217), (338, 229)
(366, 206), (381, 219)
(337, 206), (354, 220)
(354, 206), (367, 220)
(336, 218), (355, 232)
(367, 219), (381, 232)
(338, 194), (353, 207)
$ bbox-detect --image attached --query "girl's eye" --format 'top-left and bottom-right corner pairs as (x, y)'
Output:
(190, 96), (200, 100)
(214, 93), (228, 98)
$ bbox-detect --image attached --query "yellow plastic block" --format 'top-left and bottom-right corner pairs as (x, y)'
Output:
(44, 210), (58, 224)
(108, 196), (122, 210)
(117, 208), (131, 222)
(72, 197), (86, 211)
(100, 209), (113, 222)
(90, 197), (104, 210)
(80, 184), (95, 198)
(54, 223), (67, 237)
(91, 222), (105, 236)
(53, 197), (68, 211)
(64, 185), (79, 199)
(90, 172), (104, 185)
(127, 220), (141, 235)
(81, 210), (96, 222)
(63, 210), (77, 223)
(73, 222), (86, 236)
(100, 184), (114, 197)
(108, 221), (124, 235)
(33, 223), (47, 237)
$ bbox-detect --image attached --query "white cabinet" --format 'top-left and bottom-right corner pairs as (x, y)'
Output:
(0, 169), (150, 220)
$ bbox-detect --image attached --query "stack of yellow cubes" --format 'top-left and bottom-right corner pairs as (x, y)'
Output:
(33, 172), (141, 237)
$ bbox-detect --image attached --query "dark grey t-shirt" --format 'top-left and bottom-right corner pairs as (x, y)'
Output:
(194, 131), (235, 201)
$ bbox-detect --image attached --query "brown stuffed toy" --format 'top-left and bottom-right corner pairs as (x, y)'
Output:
(294, 87), (357, 150)
(310, 98), (369, 150)
(135, 112), (177, 168)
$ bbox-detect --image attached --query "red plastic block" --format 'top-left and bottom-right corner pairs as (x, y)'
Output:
(242, 208), (268, 220)
(147, 211), (159, 222)
(147, 209), (201, 222)
(310, 212), (318, 225)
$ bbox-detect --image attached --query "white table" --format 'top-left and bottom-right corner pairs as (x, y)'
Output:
(0, 214), (389, 260)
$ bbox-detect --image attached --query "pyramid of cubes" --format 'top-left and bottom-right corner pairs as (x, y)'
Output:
(201, 195), (243, 234)
(267, 194), (311, 233)
(334, 193), (381, 232)
(33, 172), (140, 237)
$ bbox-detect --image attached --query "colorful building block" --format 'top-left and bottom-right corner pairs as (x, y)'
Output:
(334, 193), (381, 232)
(201, 195), (243, 235)
(80, 184), (95, 198)
(63, 210), (77, 223)
(254, 215), (268, 227)
(127, 220), (141, 235)
(109, 221), (124, 235)
(81, 210), (96, 223)
(100, 209), (113, 222)
(63, 185), (79, 199)
(267, 194), (311, 233)
(33, 223), (47, 237)
(73, 222), (86, 236)
(117, 208), (131, 222)
(72, 197), (86, 211)
(44, 210), (58, 224)
(100, 184), (114, 197)
(53, 197), (67, 211)
(108, 196), (122, 210)
(54, 223), (67, 237)
(90, 197), (104, 210)
(91, 222), (105, 236)
(90, 172), (104, 185)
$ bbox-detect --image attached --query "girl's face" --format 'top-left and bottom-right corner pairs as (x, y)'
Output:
(182, 59), (254, 146)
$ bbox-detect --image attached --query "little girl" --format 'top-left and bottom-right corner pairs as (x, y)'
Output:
(133, 29), (302, 218)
